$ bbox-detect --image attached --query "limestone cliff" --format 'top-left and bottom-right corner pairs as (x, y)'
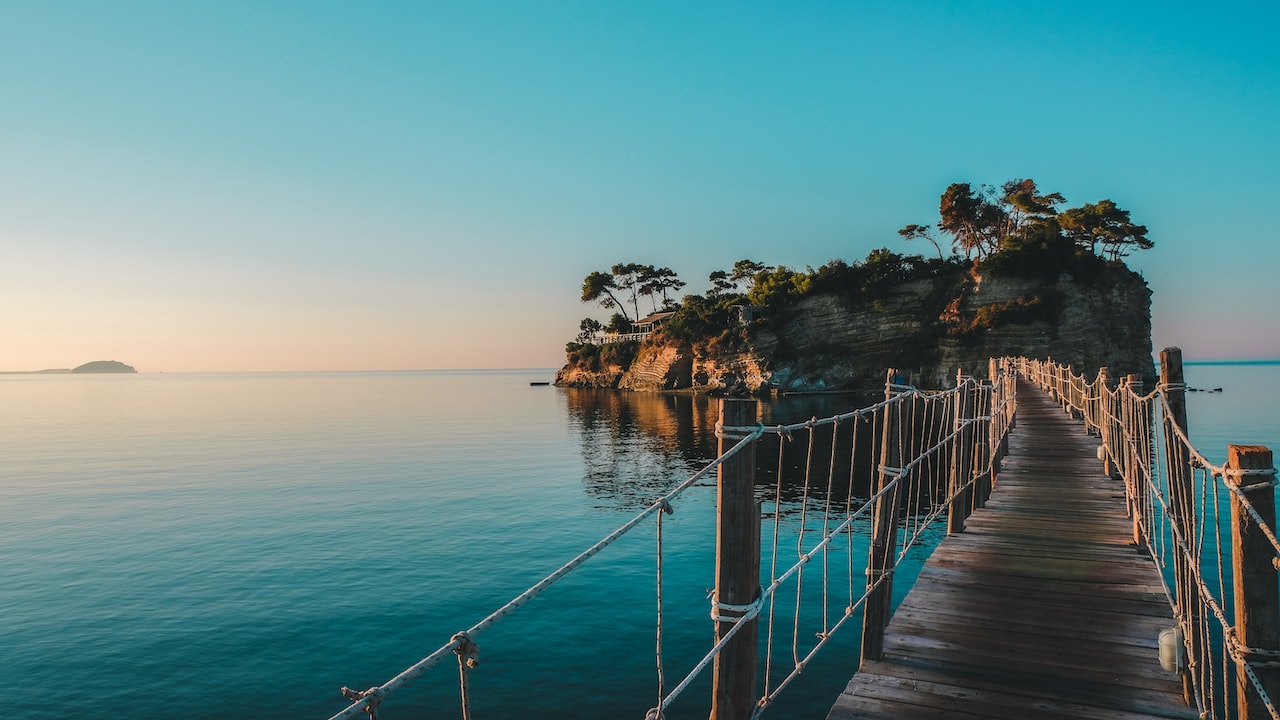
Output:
(556, 263), (1154, 393)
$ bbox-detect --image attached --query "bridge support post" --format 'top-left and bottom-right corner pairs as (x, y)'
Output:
(1092, 366), (1107, 442)
(861, 368), (907, 666)
(1160, 347), (1201, 707)
(976, 380), (993, 508)
(1064, 363), (1074, 416)
(1123, 374), (1146, 545)
(1228, 444), (1279, 720)
(711, 399), (760, 720)
(949, 369), (975, 534)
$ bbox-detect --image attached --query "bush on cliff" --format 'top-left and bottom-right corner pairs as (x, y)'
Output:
(982, 227), (1113, 286)
(563, 340), (641, 372)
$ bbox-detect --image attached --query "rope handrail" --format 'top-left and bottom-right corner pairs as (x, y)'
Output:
(1011, 353), (1280, 720)
(327, 428), (763, 720)
(325, 371), (997, 720)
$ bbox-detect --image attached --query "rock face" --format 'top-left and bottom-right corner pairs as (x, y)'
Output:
(557, 264), (1154, 393)
(553, 363), (626, 388)
(934, 269), (1154, 389)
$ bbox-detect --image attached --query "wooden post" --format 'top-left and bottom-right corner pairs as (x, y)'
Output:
(975, 380), (994, 508)
(1094, 366), (1109, 441)
(861, 368), (906, 666)
(712, 399), (759, 720)
(949, 369), (975, 534)
(1228, 444), (1279, 720)
(1160, 347), (1199, 706)
(1066, 363), (1076, 416)
(1124, 373), (1145, 545)
(989, 357), (1008, 463)
(1098, 367), (1115, 477)
(1006, 361), (1016, 438)
(1002, 361), (1014, 453)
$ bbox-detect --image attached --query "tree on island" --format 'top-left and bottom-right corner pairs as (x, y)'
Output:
(581, 268), (635, 322)
(898, 224), (944, 260)
(582, 263), (689, 321)
(638, 266), (686, 312)
(1058, 199), (1151, 261)
(707, 259), (772, 297)
(902, 178), (1151, 265)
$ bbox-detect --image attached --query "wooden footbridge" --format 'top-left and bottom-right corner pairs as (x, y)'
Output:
(828, 377), (1195, 719)
(325, 349), (1277, 720)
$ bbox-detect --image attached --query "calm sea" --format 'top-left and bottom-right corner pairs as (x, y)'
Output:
(2, 364), (1275, 719)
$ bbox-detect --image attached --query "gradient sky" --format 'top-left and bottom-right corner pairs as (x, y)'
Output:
(2, 1), (1277, 372)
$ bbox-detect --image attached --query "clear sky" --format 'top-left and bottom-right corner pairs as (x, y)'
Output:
(2, 1), (1277, 372)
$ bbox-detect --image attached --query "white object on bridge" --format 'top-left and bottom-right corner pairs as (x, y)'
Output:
(1159, 627), (1184, 674)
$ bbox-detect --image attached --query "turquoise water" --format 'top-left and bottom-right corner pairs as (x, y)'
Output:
(2, 365), (1274, 719)
(1181, 362), (1280, 463)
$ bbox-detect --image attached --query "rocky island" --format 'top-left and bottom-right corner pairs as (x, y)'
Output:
(72, 360), (138, 374)
(1, 360), (138, 374)
(556, 179), (1156, 393)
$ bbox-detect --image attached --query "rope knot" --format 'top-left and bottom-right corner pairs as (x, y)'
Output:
(340, 686), (383, 718)
(452, 632), (480, 669)
(658, 498), (674, 515)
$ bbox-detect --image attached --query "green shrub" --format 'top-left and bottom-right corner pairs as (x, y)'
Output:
(564, 339), (640, 372)
(746, 266), (812, 306)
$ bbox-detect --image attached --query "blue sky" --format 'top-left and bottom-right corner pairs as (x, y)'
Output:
(2, 1), (1277, 371)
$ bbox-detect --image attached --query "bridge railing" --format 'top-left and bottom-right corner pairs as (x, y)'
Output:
(323, 361), (1017, 720)
(1015, 349), (1280, 720)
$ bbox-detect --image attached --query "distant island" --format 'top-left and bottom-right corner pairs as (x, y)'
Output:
(72, 360), (137, 374)
(0, 360), (137, 374)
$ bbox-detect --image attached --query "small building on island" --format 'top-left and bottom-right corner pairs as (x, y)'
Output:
(592, 310), (676, 345)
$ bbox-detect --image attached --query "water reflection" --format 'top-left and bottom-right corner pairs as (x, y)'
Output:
(559, 389), (894, 512)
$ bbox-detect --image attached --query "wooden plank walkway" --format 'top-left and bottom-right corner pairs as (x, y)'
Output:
(827, 379), (1196, 720)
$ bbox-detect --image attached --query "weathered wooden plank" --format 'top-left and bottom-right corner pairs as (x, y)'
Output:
(839, 668), (1199, 720)
(837, 657), (1201, 720)
(827, 379), (1190, 720)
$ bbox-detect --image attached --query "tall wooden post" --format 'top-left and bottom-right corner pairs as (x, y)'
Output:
(1090, 363), (1111, 438)
(1228, 444), (1279, 720)
(712, 399), (759, 720)
(949, 369), (975, 534)
(1005, 361), (1016, 439)
(1094, 367), (1109, 445)
(1124, 374), (1145, 546)
(1066, 363), (1076, 416)
(989, 357), (1006, 464)
(861, 369), (906, 666)
(975, 380), (993, 508)
(1160, 347), (1199, 705)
